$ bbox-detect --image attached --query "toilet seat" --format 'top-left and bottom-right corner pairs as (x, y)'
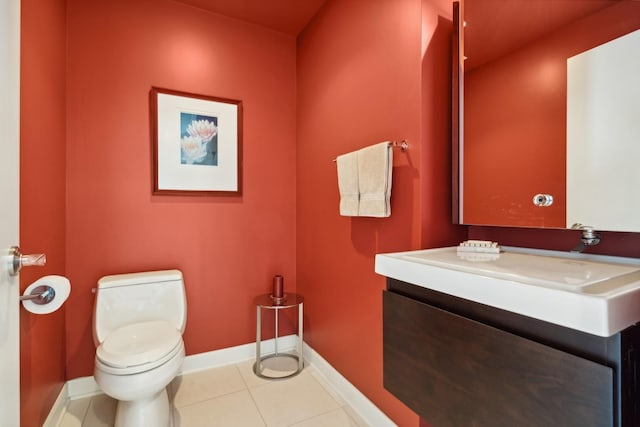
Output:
(96, 320), (183, 375)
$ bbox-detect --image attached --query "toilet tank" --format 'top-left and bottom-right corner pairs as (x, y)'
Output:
(93, 270), (187, 346)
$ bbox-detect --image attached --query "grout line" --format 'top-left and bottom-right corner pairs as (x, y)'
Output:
(289, 369), (352, 425)
(243, 375), (269, 427)
(234, 363), (251, 390)
(54, 339), (390, 427)
(340, 403), (371, 427)
(303, 343), (396, 427)
(290, 405), (352, 427)
(78, 397), (92, 427)
(82, 395), (95, 426)
(173, 389), (247, 411)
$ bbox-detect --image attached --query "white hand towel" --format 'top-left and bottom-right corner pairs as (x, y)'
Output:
(336, 151), (359, 216)
(357, 142), (393, 217)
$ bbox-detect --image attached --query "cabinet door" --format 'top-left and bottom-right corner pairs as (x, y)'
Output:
(383, 291), (613, 427)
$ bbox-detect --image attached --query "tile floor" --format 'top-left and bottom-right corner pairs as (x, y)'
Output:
(57, 358), (368, 427)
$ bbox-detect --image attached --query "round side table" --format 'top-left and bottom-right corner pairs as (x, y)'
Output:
(253, 293), (304, 379)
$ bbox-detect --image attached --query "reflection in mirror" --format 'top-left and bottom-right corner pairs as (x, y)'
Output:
(454, 0), (640, 232)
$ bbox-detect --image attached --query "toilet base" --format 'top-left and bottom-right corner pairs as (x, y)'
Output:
(114, 388), (172, 427)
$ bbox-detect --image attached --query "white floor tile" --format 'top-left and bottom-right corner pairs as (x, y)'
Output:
(58, 397), (92, 427)
(341, 404), (371, 427)
(59, 361), (369, 427)
(290, 407), (361, 427)
(257, 353), (303, 378)
(82, 394), (117, 427)
(237, 356), (306, 389)
(237, 358), (274, 388)
(308, 367), (347, 406)
(249, 372), (341, 427)
(171, 364), (246, 408)
(174, 389), (266, 427)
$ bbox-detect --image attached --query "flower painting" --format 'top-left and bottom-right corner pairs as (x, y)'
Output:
(152, 87), (242, 195)
(180, 113), (218, 166)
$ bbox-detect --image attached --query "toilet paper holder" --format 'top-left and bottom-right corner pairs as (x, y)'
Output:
(20, 285), (56, 305)
(20, 275), (71, 314)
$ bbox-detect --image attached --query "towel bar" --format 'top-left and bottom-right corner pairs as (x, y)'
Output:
(332, 140), (408, 162)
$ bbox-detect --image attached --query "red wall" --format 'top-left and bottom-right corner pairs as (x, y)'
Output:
(65, 0), (297, 379)
(463, 2), (640, 228)
(297, 0), (463, 425)
(20, 0), (68, 425)
(21, 1), (640, 426)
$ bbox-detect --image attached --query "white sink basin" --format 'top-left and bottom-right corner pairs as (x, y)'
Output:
(375, 246), (640, 337)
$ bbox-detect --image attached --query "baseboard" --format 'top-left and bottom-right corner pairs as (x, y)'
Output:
(303, 343), (396, 427)
(63, 334), (299, 400)
(66, 374), (101, 399)
(42, 383), (69, 427)
(51, 336), (393, 427)
(181, 334), (298, 373)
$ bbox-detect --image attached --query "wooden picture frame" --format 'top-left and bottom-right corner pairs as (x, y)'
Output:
(150, 87), (242, 195)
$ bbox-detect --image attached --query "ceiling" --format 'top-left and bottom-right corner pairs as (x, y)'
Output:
(171, 0), (619, 63)
(464, 0), (616, 70)
(171, 0), (327, 35)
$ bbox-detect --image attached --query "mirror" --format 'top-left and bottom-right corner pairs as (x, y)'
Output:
(454, 0), (640, 232)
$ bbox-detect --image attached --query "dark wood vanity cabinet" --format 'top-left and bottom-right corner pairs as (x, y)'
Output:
(383, 279), (640, 427)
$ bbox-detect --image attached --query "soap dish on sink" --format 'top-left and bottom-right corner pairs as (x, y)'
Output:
(457, 240), (501, 254)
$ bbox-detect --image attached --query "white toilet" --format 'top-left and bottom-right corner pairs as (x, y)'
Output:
(93, 270), (187, 427)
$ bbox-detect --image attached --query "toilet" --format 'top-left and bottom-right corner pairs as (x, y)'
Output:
(92, 270), (187, 427)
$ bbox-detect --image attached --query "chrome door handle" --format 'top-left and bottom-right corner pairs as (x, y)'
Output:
(9, 246), (46, 276)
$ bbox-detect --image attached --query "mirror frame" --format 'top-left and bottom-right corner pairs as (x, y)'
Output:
(452, 1), (462, 224)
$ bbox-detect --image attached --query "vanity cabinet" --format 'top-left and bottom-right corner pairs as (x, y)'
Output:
(383, 278), (640, 427)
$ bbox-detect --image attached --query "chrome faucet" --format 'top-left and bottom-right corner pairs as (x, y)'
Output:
(570, 223), (601, 253)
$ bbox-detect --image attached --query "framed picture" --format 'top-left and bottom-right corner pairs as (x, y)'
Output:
(150, 87), (242, 195)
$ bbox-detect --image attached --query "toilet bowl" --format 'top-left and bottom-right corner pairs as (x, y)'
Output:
(93, 271), (187, 427)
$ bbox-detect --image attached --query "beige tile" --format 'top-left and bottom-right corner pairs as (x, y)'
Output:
(290, 408), (362, 427)
(61, 361), (370, 427)
(174, 389), (265, 427)
(307, 367), (347, 407)
(249, 372), (341, 427)
(237, 356), (305, 389)
(59, 412), (83, 427)
(58, 396), (92, 427)
(257, 353), (303, 378)
(237, 358), (273, 388)
(171, 364), (247, 407)
(82, 394), (117, 427)
(340, 405), (370, 427)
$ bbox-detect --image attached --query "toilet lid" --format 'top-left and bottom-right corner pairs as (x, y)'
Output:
(97, 320), (182, 368)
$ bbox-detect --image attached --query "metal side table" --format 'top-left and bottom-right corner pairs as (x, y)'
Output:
(253, 293), (304, 379)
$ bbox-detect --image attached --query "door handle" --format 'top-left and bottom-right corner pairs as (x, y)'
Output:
(9, 246), (46, 276)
